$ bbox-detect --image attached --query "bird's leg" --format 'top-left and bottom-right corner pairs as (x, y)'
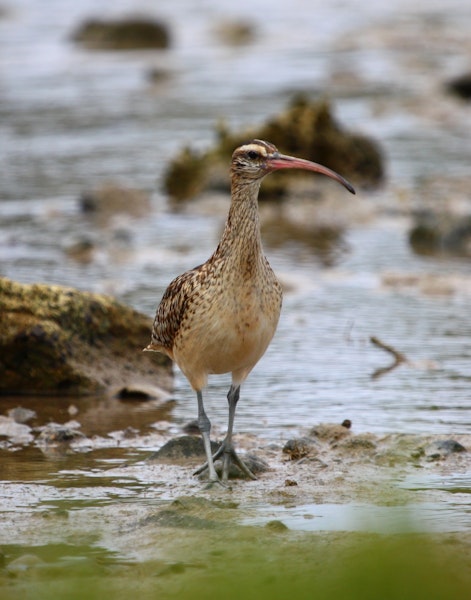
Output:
(195, 390), (219, 482)
(221, 385), (257, 481)
(193, 385), (257, 482)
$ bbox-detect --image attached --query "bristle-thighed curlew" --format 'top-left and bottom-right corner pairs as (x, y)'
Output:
(145, 139), (355, 484)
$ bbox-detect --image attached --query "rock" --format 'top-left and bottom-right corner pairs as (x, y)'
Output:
(113, 383), (171, 401)
(0, 416), (34, 445)
(79, 182), (151, 220)
(212, 20), (256, 46)
(282, 437), (318, 460)
(409, 211), (471, 257)
(182, 420), (200, 435)
(149, 435), (219, 462)
(239, 454), (269, 476)
(424, 439), (466, 461)
(72, 17), (171, 51)
(336, 434), (377, 452)
(7, 406), (36, 424)
(36, 422), (85, 446)
(309, 421), (352, 443)
(63, 236), (96, 264)
(142, 509), (223, 530)
(149, 436), (268, 479)
(446, 72), (471, 100)
(265, 520), (288, 531)
(163, 96), (384, 202)
(163, 147), (208, 203)
(7, 554), (44, 574)
(0, 277), (172, 395)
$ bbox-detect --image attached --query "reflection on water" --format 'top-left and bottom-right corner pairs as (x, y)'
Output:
(242, 500), (471, 533)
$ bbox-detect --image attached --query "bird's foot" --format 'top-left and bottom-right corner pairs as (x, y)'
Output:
(203, 479), (232, 491)
(193, 441), (257, 482)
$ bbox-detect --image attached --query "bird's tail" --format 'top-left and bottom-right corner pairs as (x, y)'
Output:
(143, 342), (161, 352)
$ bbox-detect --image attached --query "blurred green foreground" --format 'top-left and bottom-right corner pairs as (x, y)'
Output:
(1, 530), (470, 600)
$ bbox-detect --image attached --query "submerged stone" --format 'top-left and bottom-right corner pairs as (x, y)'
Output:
(72, 17), (171, 51)
(409, 211), (471, 257)
(424, 439), (467, 461)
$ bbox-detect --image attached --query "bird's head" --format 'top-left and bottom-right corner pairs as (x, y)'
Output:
(231, 139), (355, 194)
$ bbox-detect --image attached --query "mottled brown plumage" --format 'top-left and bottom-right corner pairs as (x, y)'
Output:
(145, 139), (355, 483)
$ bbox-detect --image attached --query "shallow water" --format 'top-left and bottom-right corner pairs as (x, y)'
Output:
(0, 0), (471, 572)
(243, 498), (471, 534)
(2, 0), (470, 439)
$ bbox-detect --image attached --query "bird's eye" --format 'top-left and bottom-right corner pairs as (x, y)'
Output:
(246, 150), (259, 160)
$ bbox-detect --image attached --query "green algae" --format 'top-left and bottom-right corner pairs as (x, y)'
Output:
(1, 532), (470, 600)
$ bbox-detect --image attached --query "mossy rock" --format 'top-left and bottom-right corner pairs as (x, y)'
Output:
(409, 211), (471, 256)
(0, 277), (172, 396)
(163, 96), (384, 202)
(72, 17), (171, 51)
(162, 147), (208, 202)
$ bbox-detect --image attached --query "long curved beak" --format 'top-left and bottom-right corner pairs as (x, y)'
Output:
(267, 152), (356, 195)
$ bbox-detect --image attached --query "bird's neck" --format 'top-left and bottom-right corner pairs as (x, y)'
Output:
(215, 179), (264, 268)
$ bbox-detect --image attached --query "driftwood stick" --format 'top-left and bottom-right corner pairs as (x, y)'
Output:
(370, 336), (408, 379)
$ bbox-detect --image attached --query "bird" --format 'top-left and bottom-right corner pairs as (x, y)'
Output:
(145, 139), (355, 484)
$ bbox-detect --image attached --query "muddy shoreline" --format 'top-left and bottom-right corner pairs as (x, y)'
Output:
(1, 416), (469, 550)
(1, 411), (470, 597)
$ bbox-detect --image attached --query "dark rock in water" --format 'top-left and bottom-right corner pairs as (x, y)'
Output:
(182, 420), (200, 435)
(113, 383), (171, 401)
(79, 182), (151, 220)
(212, 20), (256, 46)
(163, 146), (208, 203)
(72, 17), (171, 51)
(446, 73), (471, 100)
(63, 236), (96, 264)
(240, 453), (269, 475)
(337, 435), (377, 452)
(142, 509), (223, 530)
(309, 422), (352, 443)
(283, 437), (318, 460)
(150, 436), (268, 479)
(163, 96), (384, 202)
(0, 277), (172, 396)
(424, 439), (466, 461)
(211, 452), (269, 480)
(409, 211), (471, 257)
(150, 436), (220, 462)
(36, 423), (85, 445)
(265, 520), (288, 531)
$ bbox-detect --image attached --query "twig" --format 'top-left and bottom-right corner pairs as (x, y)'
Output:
(370, 336), (408, 379)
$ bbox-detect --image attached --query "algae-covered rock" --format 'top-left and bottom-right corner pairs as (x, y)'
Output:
(72, 17), (171, 51)
(409, 211), (471, 257)
(162, 147), (208, 202)
(0, 277), (172, 396)
(212, 20), (256, 46)
(163, 96), (384, 202)
(80, 182), (151, 218)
